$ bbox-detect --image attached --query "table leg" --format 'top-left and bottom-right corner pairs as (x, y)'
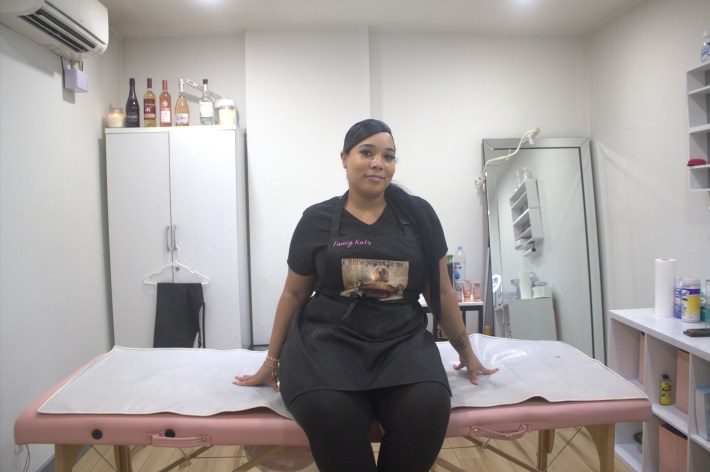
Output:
(433, 455), (466, 472)
(476, 306), (483, 334)
(234, 445), (288, 471)
(536, 429), (555, 470)
(55, 445), (84, 472)
(113, 445), (133, 472)
(584, 424), (615, 472)
(465, 436), (542, 472)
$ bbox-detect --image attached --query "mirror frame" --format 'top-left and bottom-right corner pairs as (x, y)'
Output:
(482, 137), (605, 361)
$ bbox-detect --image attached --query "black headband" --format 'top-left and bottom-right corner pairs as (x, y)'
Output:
(342, 119), (394, 154)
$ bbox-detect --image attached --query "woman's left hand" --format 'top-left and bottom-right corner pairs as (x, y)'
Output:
(454, 352), (499, 385)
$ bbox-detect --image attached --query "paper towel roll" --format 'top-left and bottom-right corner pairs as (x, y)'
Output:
(519, 271), (532, 299)
(654, 258), (676, 318)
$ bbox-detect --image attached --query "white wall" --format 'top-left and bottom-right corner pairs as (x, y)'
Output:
(245, 28), (371, 344)
(0, 27), (120, 472)
(589, 0), (710, 314)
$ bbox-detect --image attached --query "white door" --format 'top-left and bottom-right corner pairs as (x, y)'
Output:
(107, 131), (172, 347)
(169, 128), (242, 349)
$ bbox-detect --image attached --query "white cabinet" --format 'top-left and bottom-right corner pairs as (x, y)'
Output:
(687, 62), (710, 192)
(509, 178), (542, 256)
(494, 298), (556, 341)
(106, 126), (250, 349)
(608, 308), (710, 471)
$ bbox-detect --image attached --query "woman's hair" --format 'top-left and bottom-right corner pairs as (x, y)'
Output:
(385, 184), (442, 320)
(342, 119), (394, 154)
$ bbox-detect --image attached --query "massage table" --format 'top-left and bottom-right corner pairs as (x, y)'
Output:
(14, 336), (652, 472)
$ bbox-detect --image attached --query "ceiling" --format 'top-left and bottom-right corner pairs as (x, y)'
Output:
(99, 0), (643, 38)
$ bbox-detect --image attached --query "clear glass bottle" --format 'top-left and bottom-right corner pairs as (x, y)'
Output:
(159, 80), (172, 127)
(125, 78), (140, 128)
(175, 79), (189, 127)
(199, 79), (214, 125)
(143, 78), (156, 127)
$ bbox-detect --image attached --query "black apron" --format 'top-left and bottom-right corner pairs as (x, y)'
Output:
(279, 195), (450, 406)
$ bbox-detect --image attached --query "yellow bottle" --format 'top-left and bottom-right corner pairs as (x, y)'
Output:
(660, 374), (673, 405)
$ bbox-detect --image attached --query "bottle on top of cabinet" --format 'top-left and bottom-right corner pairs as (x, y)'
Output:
(143, 78), (156, 127)
(175, 79), (189, 127)
(199, 79), (214, 125)
(159, 80), (172, 127)
(125, 78), (140, 128)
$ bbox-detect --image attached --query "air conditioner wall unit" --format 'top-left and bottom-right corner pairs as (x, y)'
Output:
(0, 0), (108, 61)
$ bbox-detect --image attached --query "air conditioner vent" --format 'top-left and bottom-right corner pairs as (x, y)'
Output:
(0, 0), (109, 61)
(21, 8), (98, 53)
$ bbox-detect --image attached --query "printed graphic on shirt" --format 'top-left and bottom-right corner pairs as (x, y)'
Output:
(340, 259), (408, 300)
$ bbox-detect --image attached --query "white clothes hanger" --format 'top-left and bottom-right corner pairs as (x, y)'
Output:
(144, 261), (210, 285)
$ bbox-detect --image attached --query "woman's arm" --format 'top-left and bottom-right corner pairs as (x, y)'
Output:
(234, 268), (316, 390)
(423, 256), (498, 384)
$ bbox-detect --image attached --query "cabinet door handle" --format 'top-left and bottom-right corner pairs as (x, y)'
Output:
(172, 225), (178, 252)
(165, 225), (173, 252)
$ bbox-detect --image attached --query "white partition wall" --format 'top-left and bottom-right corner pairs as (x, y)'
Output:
(245, 28), (371, 344)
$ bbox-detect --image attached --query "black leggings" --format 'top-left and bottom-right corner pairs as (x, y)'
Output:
(288, 382), (451, 472)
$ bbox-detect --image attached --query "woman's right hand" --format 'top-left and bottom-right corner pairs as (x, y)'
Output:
(233, 362), (279, 391)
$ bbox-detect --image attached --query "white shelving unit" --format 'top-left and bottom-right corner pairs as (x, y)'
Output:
(689, 164), (710, 192)
(687, 62), (710, 192)
(608, 308), (710, 471)
(509, 178), (542, 256)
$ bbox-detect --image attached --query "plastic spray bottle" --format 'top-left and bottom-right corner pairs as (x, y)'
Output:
(453, 246), (466, 302)
(660, 374), (673, 406)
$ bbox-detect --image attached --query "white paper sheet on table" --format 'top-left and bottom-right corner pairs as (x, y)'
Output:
(38, 335), (646, 419)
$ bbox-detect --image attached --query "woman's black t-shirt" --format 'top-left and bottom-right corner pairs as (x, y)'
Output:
(288, 196), (447, 295)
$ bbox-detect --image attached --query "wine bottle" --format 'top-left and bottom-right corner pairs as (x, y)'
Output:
(159, 80), (172, 127)
(175, 79), (189, 127)
(143, 78), (156, 127)
(125, 78), (140, 127)
(199, 79), (214, 125)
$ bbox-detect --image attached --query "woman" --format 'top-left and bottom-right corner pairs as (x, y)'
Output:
(235, 119), (497, 471)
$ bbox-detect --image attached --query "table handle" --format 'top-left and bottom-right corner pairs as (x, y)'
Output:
(468, 422), (529, 440)
(151, 433), (213, 447)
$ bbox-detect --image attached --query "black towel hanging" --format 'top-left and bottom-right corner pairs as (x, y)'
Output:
(153, 283), (206, 348)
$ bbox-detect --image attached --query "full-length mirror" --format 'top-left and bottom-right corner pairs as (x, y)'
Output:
(482, 138), (604, 361)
